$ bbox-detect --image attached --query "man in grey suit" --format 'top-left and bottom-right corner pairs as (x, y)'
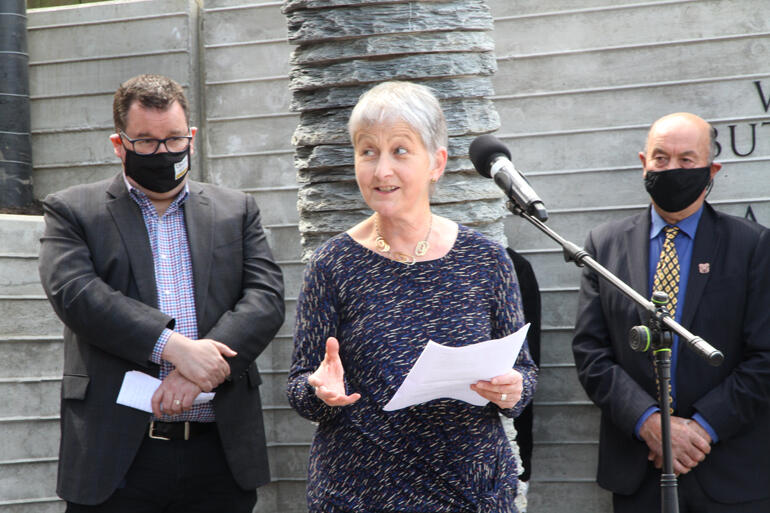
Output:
(573, 112), (770, 512)
(38, 74), (285, 512)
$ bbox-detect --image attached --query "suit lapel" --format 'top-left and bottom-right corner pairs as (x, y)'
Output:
(624, 209), (652, 320)
(681, 205), (718, 330)
(105, 174), (158, 307)
(184, 181), (213, 324)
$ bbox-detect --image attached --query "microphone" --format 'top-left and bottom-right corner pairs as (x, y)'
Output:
(469, 134), (548, 222)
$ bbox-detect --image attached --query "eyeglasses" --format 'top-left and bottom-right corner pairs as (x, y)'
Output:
(119, 130), (192, 155)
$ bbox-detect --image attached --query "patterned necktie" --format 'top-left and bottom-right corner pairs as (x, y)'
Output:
(652, 225), (680, 413)
(653, 226), (680, 317)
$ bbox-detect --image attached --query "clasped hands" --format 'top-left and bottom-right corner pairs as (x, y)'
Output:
(309, 337), (523, 409)
(151, 332), (237, 416)
(639, 412), (712, 475)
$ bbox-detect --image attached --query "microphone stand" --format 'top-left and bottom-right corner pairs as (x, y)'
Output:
(504, 200), (723, 513)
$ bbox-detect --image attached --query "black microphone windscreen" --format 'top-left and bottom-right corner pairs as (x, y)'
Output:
(469, 135), (512, 178)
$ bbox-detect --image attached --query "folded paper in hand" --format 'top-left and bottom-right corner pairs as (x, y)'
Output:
(383, 323), (530, 411)
(116, 370), (215, 413)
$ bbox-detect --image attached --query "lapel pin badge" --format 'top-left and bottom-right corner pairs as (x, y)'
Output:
(698, 263), (710, 274)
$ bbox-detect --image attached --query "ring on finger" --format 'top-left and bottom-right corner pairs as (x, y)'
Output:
(173, 399), (181, 406)
(501, 393), (507, 401)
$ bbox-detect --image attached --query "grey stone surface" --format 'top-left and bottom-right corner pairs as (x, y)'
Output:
(0, 256), (44, 295)
(291, 76), (495, 112)
(278, 261), (306, 299)
(290, 31), (494, 67)
(264, 224), (304, 262)
(0, 419), (60, 461)
(267, 444), (310, 478)
(0, 502), (64, 513)
(257, 335), (294, 371)
(493, 35), (769, 97)
(534, 366), (591, 404)
(493, 0), (770, 57)
(289, 52), (497, 91)
(203, 41), (292, 82)
(262, 408), (317, 444)
(202, 3), (288, 44)
(540, 289), (579, 329)
(0, 298), (62, 338)
(245, 189), (299, 225)
(533, 403), (600, 443)
(260, 371), (290, 407)
(532, 442), (598, 481)
(527, 481), (611, 512)
(285, 2), (492, 43)
(0, 215), (43, 254)
(0, 460), (58, 502)
(0, 338), (62, 379)
(0, 380), (60, 418)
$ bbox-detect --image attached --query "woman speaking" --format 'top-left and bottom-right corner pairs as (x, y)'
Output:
(287, 81), (537, 513)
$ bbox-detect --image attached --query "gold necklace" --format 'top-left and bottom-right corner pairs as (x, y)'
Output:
(374, 214), (432, 265)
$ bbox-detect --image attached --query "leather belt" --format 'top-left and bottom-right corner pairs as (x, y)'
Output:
(148, 421), (215, 441)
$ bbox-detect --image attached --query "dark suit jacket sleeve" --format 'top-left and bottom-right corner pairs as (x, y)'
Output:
(201, 193), (285, 380)
(572, 228), (658, 437)
(691, 226), (770, 440)
(38, 190), (171, 367)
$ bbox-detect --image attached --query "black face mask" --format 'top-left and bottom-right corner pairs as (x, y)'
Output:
(124, 148), (190, 193)
(643, 166), (711, 213)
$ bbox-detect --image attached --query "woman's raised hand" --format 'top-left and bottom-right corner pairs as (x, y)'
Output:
(308, 337), (361, 407)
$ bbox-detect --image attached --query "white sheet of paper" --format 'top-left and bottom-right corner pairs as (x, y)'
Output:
(383, 323), (530, 411)
(116, 370), (215, 413)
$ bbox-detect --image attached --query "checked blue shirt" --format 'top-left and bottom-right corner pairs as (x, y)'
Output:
(127, 180), (215, 422)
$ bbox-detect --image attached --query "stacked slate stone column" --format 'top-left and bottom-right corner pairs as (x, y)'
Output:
(283, 0), (508, 261)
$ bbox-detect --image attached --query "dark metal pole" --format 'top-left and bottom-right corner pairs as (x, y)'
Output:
(0, 0), (34, 210)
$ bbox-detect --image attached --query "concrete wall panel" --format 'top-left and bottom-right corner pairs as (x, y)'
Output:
(206, 79), (292, 118)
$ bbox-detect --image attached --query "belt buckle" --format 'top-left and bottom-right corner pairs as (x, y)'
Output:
(148, 421), (171, 441)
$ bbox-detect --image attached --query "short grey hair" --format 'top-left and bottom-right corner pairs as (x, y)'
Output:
(708, 125), (718, 161)
(348, 81), (448, 155)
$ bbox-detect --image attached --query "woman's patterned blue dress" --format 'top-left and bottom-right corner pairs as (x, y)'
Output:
(287, 226), (538, 513)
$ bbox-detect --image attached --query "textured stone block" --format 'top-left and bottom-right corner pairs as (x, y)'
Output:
(0, 380), (60, 418)
(0, 460), (58, 502)
(534, 365), (590, 404)
(0, 338), (63, 379)
(0, 297), (62, 338)
(289, 52), (497, 91)
(285, 2), (492, 43)
(292, 31), (493, 69)
(0, 419), (60, 461)
(291, 76), (495, 112)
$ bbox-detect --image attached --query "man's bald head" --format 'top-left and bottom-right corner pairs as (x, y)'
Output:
(644, 112), (717, 164)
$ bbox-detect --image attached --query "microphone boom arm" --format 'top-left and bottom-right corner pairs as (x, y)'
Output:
(505, 200), (723, 366)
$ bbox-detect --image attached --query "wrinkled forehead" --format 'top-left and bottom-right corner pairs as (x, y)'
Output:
(353, 118), (423, 145)
(646, 116), (710, 158)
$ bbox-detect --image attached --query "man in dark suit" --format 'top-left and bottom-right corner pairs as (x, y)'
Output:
(572, 112), (770, 512)
(38, 74), (285, 512)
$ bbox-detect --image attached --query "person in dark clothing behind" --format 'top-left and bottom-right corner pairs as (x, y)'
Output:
(507, 248), (542, 510)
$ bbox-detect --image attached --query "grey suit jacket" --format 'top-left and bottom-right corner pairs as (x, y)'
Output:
(38, 174), (285, 505)
(572, 203), (770, 502)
